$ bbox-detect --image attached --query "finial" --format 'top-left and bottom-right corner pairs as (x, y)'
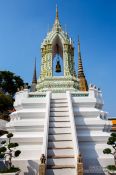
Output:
(52, 5), (61, 31)
(56, 4), (59, 19)
(77, 154), (83, 163)
(78, 35), (80, 53)
(24, 83), (28, 89)
(40, 154), (46, 164)
(78, 35), (80, 42)
(32, 57), (37, 84)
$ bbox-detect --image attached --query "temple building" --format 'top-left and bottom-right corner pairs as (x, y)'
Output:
(1, 6), (113, 175)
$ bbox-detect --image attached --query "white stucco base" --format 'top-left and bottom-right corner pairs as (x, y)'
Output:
(0, 87), (113, 175)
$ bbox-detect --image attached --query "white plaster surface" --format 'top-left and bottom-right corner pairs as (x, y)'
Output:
(0, 88), (112, 175)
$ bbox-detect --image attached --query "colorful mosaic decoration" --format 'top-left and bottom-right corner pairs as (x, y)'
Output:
(36, 7), (79, 92)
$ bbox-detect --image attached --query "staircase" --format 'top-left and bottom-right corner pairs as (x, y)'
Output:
(46, 94), (76, 175)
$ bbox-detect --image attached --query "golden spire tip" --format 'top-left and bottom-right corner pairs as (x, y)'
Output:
(56, 4), (58, 19)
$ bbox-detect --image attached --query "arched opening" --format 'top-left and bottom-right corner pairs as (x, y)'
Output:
(52, 36), (64, 76)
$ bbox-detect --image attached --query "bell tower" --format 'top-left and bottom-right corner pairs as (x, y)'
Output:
(36, 6), (79, 92)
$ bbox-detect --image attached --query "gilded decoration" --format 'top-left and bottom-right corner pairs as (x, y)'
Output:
(36, 7), (88, 92)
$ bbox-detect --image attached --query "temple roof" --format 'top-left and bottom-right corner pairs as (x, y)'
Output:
(41, 6), (73, 48)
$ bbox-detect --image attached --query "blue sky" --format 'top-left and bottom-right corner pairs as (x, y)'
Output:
(0, 0), (116, 116)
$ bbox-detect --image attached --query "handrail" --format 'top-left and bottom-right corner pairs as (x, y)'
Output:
(41, 91), (51, 157)
(66, 91), (80, 170)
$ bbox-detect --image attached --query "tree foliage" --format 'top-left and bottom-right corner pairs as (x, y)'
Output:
(103, 148), (112, 154)
(103, 132), (116, 171)
(0, 132), (21, 172)
(0, 71), (25, 120)
(0, 92), (13, 113)
(0, 71), (24, 96)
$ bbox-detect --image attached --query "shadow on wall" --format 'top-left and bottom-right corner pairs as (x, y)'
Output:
(0, 161), (6, 170)
(83, 159), (106, 175)
(0, 159), (40, 175)
(74, 111), (112, 175)
(24, 160), (39, 175)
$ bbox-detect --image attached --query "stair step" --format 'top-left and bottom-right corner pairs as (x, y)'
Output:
(47, 149), (74, 156)
(51, 99), (67, 103)
(49, 122), (70, 128)
(77, 131), (110, 142)
(51, 97), (67, 100)
(49, 133), (71, 136)
(48, 134), (72, 141)
(51, 103), (68, 107)
(47, 158), (75, 165)
(49, 128), (71, 134)
(49, 121), (70, 123)
(50, 112), (69, 117)
(50, 115), (69, 118)
(49, 117), (70, 122)
(46, 168), (75, 175)
(46, 95), (76, 175)
(47, 155), (74, 158)
(48, 139), (72, 142)
(48, 147), (73, 149)
(50, 108), (69, 112)
(48, 141), (73, 148)
(47, 165), (75, 169)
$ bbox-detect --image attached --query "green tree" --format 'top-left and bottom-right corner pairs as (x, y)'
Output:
(0, 71), (24, 96)
(0, 92), (13, 112)
(0, 132), (21, 173)
(0, 92), (13, 122)
(103, 133), (116, 171)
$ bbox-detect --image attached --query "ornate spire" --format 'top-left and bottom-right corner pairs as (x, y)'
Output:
(78, 36), (84, 78)
(32, 58), (37, 84)
(52, 5), (62, 31)
(78, 36), (88, 91)
(56, 4), (59, 20)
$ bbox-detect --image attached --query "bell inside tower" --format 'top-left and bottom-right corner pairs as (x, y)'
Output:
(52, 36), (64, 76)
(55, 44), (61, 73)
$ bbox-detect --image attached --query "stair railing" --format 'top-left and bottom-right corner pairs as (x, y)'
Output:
(39, 91), (51, 175)
(66, 91), (83, 175)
